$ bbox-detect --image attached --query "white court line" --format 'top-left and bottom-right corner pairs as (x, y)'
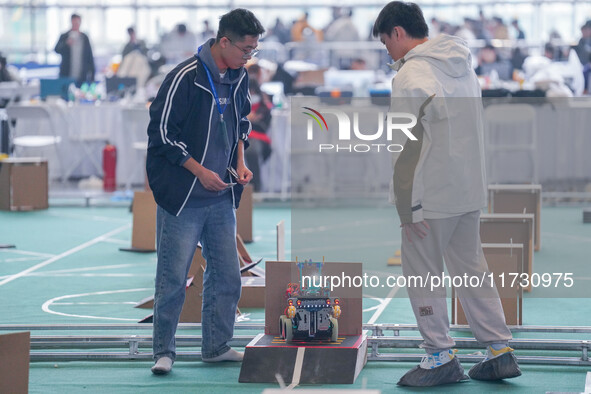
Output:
(366, 286), (399, 325)
(42, 288), (151, 321)
(30, 263), (152, 274)
(47, 211), (130, 223)
(0, 224), (131, 287)
(286, 347), (305, 389)
(0, 262), (155, 280)
(0, 249), (55, 258)
(0, 257), (50, 264)
(21, 273), (152, 278)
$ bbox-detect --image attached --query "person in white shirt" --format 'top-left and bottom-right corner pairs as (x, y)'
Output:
(373, 1), (521, 386)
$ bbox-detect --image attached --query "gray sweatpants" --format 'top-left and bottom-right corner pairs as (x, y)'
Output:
(401, 210), (512, 353)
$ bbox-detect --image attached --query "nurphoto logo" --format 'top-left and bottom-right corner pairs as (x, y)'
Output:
(302, 106), (418, 153)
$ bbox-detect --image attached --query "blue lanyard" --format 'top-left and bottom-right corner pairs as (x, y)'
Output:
(198, 45), (233, 120)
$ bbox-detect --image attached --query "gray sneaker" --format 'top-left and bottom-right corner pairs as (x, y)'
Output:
(151, 356), (173, 375)
(202, 348), (244, 363)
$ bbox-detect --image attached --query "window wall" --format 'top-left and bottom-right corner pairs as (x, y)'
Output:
(1, 0), (590, 64)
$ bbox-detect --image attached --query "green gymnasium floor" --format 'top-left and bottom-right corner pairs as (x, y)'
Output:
(1, 200), (590, 393)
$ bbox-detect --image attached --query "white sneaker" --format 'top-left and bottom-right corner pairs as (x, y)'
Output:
(151, 356), (173, 375)
(202, 348), (244, 363)
(419, 349), (456, 370)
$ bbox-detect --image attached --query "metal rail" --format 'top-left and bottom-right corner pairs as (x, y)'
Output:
(3, 323), (591, 333)
(1, 323), (589, 365)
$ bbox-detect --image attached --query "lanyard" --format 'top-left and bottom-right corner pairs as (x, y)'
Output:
(198, 45), (233, 121)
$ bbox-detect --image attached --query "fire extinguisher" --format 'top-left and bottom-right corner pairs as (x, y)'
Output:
(103, 142), (117, 192)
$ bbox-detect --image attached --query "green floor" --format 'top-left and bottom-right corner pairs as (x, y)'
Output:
(1, 203), (590, 393)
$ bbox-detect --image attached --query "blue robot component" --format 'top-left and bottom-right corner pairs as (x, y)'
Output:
(279, 259), (341, 343)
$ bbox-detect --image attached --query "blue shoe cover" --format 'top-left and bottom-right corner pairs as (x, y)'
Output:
(468, 351), (522, 381)
(397, 357), (470, 387)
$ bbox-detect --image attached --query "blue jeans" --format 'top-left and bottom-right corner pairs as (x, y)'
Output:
(152, 198), (241, 361)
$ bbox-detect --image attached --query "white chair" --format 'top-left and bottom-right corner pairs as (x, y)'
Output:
(484, 103), (537, 184)
(121, 106), (150, 190)
(5, 104), (64, 182)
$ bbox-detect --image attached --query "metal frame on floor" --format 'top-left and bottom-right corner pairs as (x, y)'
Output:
(1, 323), (589, 366)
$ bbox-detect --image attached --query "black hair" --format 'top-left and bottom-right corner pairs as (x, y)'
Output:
(372, 1), (428, 39)
(71, 13), (81, 20)
(127, 26), (135, 35)
(216, 8), (265, 43)
(177, 24), (187, 34)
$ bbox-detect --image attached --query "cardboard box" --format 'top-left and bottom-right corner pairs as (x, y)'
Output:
(488, 184), (541, 251)
(130, 191), (157, 251)
(480, 213), (534, 291)
(179, 273), (204, 323)
(0, 331), (30, 394)
(294, 69), (326, 88)
(239, 276), (265, 308)
(0, 158), (48, 211)
(236, 184), (253, 243)
(452, 243), (524, 325)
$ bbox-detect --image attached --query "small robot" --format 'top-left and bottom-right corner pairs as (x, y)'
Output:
(279, 259), (342, 343)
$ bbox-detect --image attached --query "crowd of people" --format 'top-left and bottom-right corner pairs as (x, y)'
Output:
(40, 8), (591, 95)
(2, 7), (590, 181)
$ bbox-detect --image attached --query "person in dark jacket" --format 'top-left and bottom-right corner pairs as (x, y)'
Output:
(54, 13), (95, 84)
(147, 8), (265, 375)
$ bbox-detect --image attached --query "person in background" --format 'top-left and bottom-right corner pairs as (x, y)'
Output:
(266, 18), (291, 44)
(575, 20), (591, 66)
(118, 27), (151, 89)
(373, 1), (520, 386)
(291, 12), (323, 42)
(544, 42), (557, 60)
(475, 44), (513, 80)
(147, 8), (264, 375)
(349, 58), (367, 70)
(324, 7), (360, 42)
(160, 23), (198, 64)
(245, 77), (272, 192)
(201, 20), (215, 41)
(511, 19), (525, 40)
(122, 26), (147, 58)
(491, 16), (509, 40)
(54, 13), (95, 84)
(583, 53), (591, 94)
(0, 52), (16, 83)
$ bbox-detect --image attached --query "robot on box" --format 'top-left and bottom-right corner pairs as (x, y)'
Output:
(279, 259), (341, 343)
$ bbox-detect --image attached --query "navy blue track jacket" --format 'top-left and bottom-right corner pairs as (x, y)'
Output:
(146, 39), (252, 216)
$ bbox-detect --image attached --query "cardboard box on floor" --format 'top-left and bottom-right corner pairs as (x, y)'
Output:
(480, 213), (534, 291)
(0, 331), (30, 394)
(452, 243), (524, 325)
(488, 184), (542, 251)
(136, 240), (264, 320)
(188, 244), (265, 311)
(129, 191), (157, 252)
(236, 184), (253, 243)
(0, 158), (48, 211)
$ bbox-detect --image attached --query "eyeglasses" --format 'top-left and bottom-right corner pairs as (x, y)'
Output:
(226, 38), (259, 60)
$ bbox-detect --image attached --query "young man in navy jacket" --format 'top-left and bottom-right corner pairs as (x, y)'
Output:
(147, 8), (265, 374)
